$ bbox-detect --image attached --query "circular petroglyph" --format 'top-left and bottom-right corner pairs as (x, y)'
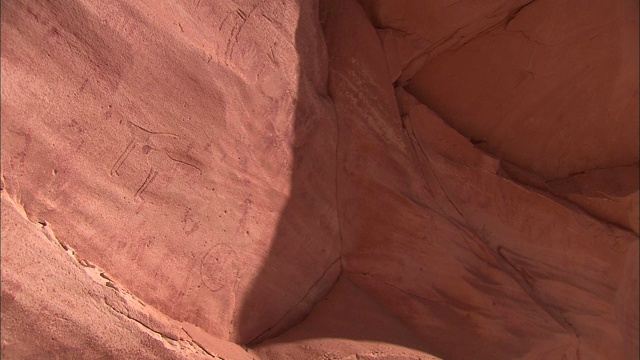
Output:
(200, 243), (238, 292)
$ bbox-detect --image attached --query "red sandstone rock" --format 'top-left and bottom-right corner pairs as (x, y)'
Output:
(407, 0), (638, 180)
(1, 0), (638, 359)
(1, 192), (247, 359)
(319, 0), (637, 358)
(358, 0), (533, 83)
(359, 0), (639, 236)
(252, 277), (442, 360)
(2, 0), (339, 347)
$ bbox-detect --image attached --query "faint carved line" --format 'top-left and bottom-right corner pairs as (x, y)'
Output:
(236, 8), (247, 20)
(200, 244), (238, 293)
(111, 140), (136, 176)
(77, 78), (89, 94)
(225, 3), (262, 62)
(219, 12), (232, 31)
(224, 23), (240, 62)
(128, 120), (180, 138)
(164, 153), (203, 175)
(134, 169), (158, 200)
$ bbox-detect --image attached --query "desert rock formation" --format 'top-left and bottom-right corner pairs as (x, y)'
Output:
(1, 0), (638, 359)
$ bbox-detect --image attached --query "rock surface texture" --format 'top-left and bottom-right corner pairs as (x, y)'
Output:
(1, 0), (637, 359)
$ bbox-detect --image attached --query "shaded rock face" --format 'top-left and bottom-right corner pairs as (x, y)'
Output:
(1, 1), (637, 360)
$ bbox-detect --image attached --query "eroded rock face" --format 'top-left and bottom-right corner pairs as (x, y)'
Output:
(1, 0), (638, 359)
(2, 0), (339, 347)
(320, 1), (637, 358)
(359, 0), (640, 236)
(1, 192), (251, 360)
(360, 0), (639, 180)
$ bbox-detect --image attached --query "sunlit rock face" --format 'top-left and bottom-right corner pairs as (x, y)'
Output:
(2, 0), (637, 359)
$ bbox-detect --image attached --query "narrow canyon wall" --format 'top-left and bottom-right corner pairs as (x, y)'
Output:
(1, 0), (638, 359)
(359, 0), (640, 234)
